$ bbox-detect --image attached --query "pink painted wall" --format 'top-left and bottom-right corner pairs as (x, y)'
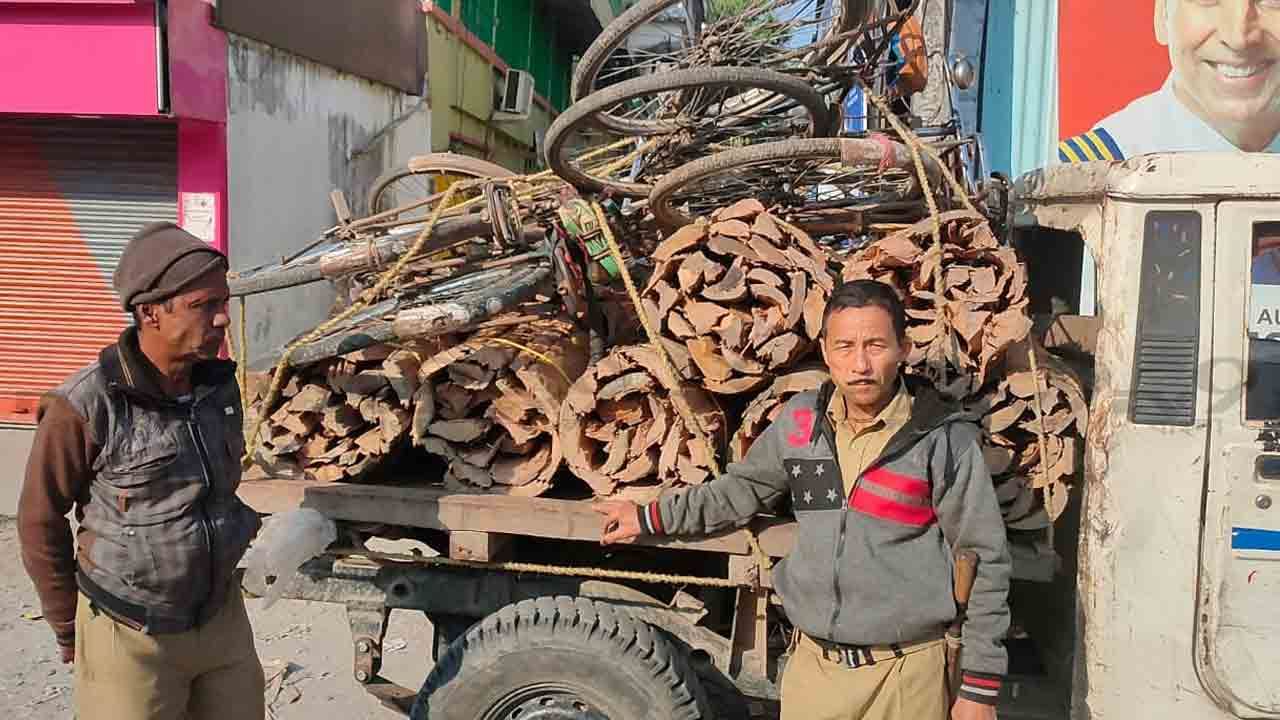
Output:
(177, 119), (227, 255)
(0, 2), (161, 116)
(3, 0), (233, 260)
(167, 0), (226, 123)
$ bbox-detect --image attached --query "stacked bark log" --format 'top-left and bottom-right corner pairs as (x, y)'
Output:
(245, 309), (588, 495)
(967, 340), (1089, 528)
(640, 199), (835, 395)
(841, 211), (1088, 525)
(245, 195), (1088, 531)
(244, 338), (449, 483)
(414, 313), (589, 496)
(729, 368), (828, 463)
(559, 344), (725, 502)
(841, 210), (1032, 399)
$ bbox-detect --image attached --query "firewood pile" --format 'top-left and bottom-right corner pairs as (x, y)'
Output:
(641, 199), (834, 395)
(729, 368), (828, 462)
(243, 338), (449, 483)
(841, 210), (1032, 400)
(412, 312), (590, 496)
(244, 195), (1089, 531)
(968, 341), (1089, 528)
(559, 344), (725, 502)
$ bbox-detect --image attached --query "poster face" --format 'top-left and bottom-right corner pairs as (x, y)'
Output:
(1059, 0), (1280, 163)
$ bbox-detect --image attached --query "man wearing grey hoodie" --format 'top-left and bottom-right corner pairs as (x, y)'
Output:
(595, 279), (1010, 720)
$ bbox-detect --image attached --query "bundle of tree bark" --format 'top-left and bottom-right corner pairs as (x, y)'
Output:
(243, 337), (451, 483)
(730, 368), (829, 462)
(559, 344), (725, 501)
(641, 199), (836, 395)
(413, 312), (589, 496)
(244, 306), (588, 494)
(968, 340), (1089, 527)
(841, 210), (1031, 399)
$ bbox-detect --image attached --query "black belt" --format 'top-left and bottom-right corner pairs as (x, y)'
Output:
(804, 632), (942, 669)
(76, 568), (199, 635)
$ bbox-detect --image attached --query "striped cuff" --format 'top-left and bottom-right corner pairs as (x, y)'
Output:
(958, 671), (1003, 705)
(636, 502), (665, 536)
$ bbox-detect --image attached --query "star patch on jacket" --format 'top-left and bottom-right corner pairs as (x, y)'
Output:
(787, 458), (842, 511)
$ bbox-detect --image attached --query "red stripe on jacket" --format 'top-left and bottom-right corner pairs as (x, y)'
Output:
(849, 486), (937, 526)
(861, 466), (930, 499)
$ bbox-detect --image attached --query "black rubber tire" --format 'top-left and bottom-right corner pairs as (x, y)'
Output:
(546, 66), (832, 198)
(411, 596), (712, 720)
(573, 0), (868, 133)
(647, 136), (923, 230)
(368, 152), (515, 215)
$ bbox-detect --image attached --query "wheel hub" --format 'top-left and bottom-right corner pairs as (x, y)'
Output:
(503, 694), (607, 720)
(486, 684), (608, 720)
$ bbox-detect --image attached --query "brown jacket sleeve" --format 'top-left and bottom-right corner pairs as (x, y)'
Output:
(17, 394), (98, 647)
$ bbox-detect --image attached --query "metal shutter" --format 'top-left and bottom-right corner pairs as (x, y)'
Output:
(0, 118), (177, 422)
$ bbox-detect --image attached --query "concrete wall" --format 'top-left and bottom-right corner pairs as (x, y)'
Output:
(226, 35), (431, 367)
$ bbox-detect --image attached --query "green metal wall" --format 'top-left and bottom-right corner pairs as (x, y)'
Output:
(460, 0), (573, 110)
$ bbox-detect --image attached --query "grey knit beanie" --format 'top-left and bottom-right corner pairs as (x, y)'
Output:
(114, 222), (227, 311)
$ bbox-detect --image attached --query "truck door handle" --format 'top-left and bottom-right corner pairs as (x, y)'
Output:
(1256, 456), (1280, 481)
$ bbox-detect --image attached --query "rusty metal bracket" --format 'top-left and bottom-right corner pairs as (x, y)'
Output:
(347, 604), (389, 684)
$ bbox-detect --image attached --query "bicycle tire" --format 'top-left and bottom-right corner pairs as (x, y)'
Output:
(286, 262), (553, 367)
(546, 67), (832, 198)
(368, 153), (516, 216)
(572, 0), (867, 132)
(647, 136), (933, 230)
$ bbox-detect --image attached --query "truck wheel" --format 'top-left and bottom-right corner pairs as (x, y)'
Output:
(411, 596), (712, 720)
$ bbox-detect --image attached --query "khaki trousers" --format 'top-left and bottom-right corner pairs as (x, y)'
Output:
(780, 633), (949, 720)
(74, 590), (265, 720)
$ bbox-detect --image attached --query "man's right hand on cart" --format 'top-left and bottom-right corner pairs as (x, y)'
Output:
(592, 500), (642, 545)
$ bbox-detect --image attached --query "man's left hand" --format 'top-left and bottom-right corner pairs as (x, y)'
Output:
(952, 698), (996, 720)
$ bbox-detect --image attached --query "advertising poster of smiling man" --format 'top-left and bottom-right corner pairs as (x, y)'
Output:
(1058, 0), (1280, 162)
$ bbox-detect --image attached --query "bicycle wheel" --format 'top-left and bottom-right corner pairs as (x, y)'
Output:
(647, 137), (934, 230)
(546, 67), (831, 198)
(368, 153), (515, 218)
(285, 262), (553, 366)
(573, 0), (871, 132)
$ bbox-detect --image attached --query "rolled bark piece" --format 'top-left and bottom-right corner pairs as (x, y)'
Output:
(560, 344), (725, 498)
(415, 313), (590, 496)
(841, 210), (1032, 399)
(730, 368), (830, 462)
(245, 335), (462, 483)
(642, 200), (835, 394)
(965, 339), (1089, 528)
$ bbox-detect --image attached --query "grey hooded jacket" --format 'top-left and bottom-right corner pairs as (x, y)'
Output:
(636, 378), (1011, 704)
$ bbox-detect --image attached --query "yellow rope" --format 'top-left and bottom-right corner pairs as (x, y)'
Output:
(592, 202), (775, 582)
(591, 203), (723, 476)
(1025, 344), (1056, 547)
(482, 337), (573, 386)
(864, 87), (974, 389)
(328, 547), (746, 588)
(242, 180), (472, 464)
(863, 89), (979, 215)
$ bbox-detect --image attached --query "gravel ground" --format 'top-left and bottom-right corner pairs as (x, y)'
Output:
(0, 517), (433, 719)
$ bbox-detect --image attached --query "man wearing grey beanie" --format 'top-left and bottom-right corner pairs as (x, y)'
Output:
(17, 222), (265, 719)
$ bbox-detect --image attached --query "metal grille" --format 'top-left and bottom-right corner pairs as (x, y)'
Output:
(0, 118), (177, 422)
(1130, 211), (1202, 427)
(1132, 338), (1198, 425)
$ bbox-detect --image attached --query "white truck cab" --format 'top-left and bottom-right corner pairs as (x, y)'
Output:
(1012, 153), (1280, 719)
